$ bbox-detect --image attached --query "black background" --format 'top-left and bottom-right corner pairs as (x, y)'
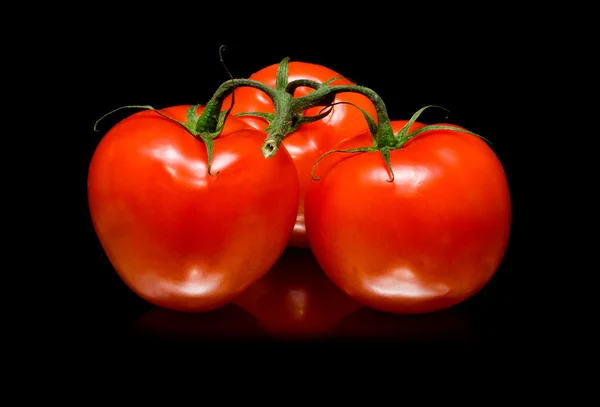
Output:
(70, 37), (547, 350)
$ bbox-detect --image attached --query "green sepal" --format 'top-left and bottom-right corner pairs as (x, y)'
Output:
(199, 133), (219, 177)
(394, 105), (449, 140)
(310, 146), (376, 181)
(394, 105), (491, 148)
(186, 104), (202, 131)
(325, 101), (378, 145)
(321, 76), (344, 86)
(378, 146), (394, 183)
(275, 57), (290, 91)
(235, 111), (275, 122)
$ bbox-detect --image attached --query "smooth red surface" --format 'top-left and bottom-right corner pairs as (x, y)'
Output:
(232, 248), (362, 339)
(130, 250), (476, 342)
(305, 120), (511, 314)
(223, 62), (378, 248)
(88, 105), (300, 312)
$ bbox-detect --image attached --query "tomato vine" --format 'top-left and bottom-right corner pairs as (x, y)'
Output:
(202, 57), (491, 182)
(94, 56), (490, 180)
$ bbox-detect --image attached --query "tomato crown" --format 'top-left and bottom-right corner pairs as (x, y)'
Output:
(94, 53), (491, 182)
(94, 103), (242, 176)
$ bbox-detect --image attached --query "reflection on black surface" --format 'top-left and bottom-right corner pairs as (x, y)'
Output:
(130, 304), (268, 342)
(332, 307), (478, 343)
(232, 247), (363, 339)
(128, 248), (483, 344)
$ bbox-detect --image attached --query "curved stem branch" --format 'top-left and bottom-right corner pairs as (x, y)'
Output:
(261, 91), (294, 158)
(262, 81), (395, 158)
(196, 78), (279, 134)
(321, 84), (395, 147)
(93, 105), (155, 132)
(285, 79), (322, 95)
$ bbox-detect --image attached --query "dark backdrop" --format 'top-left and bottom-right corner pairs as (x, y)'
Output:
(71, 39), (540, 347)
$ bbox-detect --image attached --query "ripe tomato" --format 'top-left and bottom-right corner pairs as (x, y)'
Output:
(305, 120), (511, 314)
(88, 105), (300, 312)
(223, 62), (378, 247)
(232, 247), (362, 339)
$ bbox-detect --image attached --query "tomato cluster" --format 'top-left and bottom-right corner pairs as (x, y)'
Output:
(89, 57), (511, 316)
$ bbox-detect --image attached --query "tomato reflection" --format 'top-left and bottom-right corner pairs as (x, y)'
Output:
(130, 303), (267, 342)
(129, 248), (478, 343)
(332, 307), (478, 343)
(232, 247), (363, 339)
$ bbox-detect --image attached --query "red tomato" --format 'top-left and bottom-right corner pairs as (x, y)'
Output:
(305, 120), (511, 314)
(232, 247), (362, 339)
(88, 105), (300, 312)
(223, 62), (378, 248)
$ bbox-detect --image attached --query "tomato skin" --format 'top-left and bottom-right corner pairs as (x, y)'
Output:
(88, 105), (300, 312)
(305, 121), (511, 314)
(232, 247), (362, 339)
(223, 62), (378, 248)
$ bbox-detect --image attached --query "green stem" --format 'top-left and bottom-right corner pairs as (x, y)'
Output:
(196, 78), (278, 134)
(327, 85), (395, 147)
(262, 81), (395, 158)
(261, 90), (295, 157)
(256, 76), (490, 183)
(285, 79), (325, 94)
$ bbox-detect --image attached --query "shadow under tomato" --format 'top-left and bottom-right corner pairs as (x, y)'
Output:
(129, 303), (268, 343)
(231, 247), (364, 340)
(331, 307), (479, 344)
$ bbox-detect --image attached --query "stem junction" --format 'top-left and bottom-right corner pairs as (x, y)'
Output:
(94, 55), (490, 181)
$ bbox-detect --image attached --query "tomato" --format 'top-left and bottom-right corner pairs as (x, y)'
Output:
(305, 120), (511, 314)
(223, 62), (378, 247)
(232, 247), (362, 339)
(88, 105), (300, 312)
